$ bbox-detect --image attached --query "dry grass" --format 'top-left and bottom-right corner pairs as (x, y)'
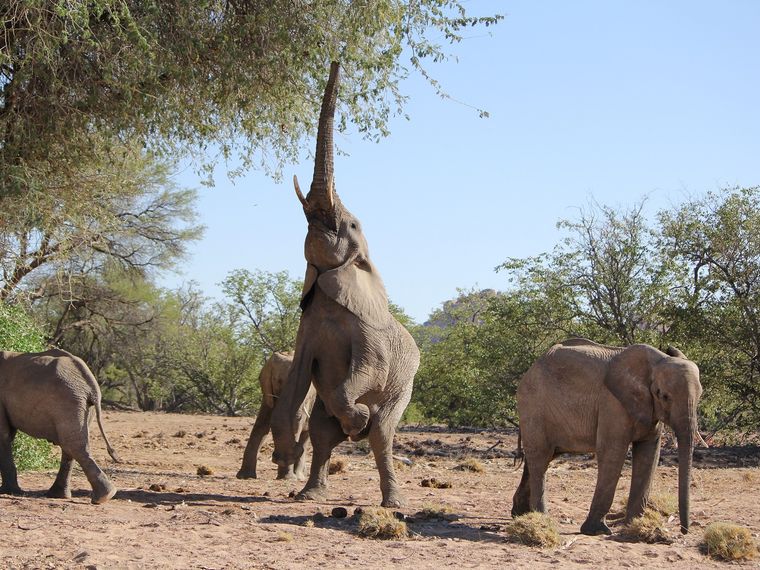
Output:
(647, 492), (677, 517)
(356, 507), (408, 540)
(455, 457), (485, 473)
(196, 465), (214, 477)
(274, 531), (295, 542)
(416, 503), (459, 521)
(623, 509), (671, 544)
(703, 522), (758, 561)
(329, 458), (348, 474)
(505, 513), (562, 549)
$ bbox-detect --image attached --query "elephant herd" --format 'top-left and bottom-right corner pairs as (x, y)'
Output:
(0, 62), (704, 538)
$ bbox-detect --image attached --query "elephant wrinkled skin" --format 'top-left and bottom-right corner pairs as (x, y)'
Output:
(270, 62), (420, 508)
(236, 352), (316, 480)
(512, 338), (702, 535)
(0, 349), (121, 504)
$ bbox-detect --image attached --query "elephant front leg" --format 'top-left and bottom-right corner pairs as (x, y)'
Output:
(0, 430), (22, 496)
(293, 430), (311, 481)
(581, 442), (629, 535)
(237, 404), (272, 480)
(297, 397), (347, 501)
(511, 462), (531, 517)
(47, 451), (74, 499)
(625, 437), (662, 522)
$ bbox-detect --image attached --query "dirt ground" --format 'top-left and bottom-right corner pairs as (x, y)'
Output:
(1, 411), (759, 569)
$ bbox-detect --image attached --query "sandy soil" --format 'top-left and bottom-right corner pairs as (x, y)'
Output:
(1, 411), (758, 569)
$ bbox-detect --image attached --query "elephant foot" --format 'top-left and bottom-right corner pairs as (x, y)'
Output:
(0, 484), (24, 496)
(511, 503), (530, 518)
(380, 491), (405, 509)
(91, 481), (116, 505)
(236, 470), (258, 480)
(580, 518), (611, 536)
(46, 486), (72, 499)
(296, 483), (328, 502)
(339, 404), (370, 438)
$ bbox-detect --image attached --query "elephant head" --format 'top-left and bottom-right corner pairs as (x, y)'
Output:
(604, 345), (702, 533)
(292, 61), (390, 329)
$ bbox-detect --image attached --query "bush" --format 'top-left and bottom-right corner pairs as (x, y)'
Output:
(1, 303), (59, 471)
(703, 522), (758, 561)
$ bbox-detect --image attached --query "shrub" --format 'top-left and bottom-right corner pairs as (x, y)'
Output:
(12, 433), (59, 472)
(703, 522), (758, 561)
(505, 513), (562, 548)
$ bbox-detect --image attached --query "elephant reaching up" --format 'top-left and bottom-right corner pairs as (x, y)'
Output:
(513, 338), (703, 535)
(236, 352), (316, 480)
(270, 62), (420, 508)
(0, 349), (121, 504)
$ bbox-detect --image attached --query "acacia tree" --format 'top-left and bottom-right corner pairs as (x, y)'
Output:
(1, 1), (502, 198)
(659, 186), (760, 433)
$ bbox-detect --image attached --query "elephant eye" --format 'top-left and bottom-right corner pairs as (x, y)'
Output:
(350, 222), (357, 229)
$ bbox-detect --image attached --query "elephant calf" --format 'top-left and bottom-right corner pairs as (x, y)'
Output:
(0, 349), (121, 504)
(236, 352), (316, 480)
(513, 338), (703, 535)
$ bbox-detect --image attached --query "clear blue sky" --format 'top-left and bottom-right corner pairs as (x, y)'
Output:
(164, 1), (760, 323)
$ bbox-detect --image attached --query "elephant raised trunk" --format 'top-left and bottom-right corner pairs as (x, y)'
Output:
(308, 61), (340, 213)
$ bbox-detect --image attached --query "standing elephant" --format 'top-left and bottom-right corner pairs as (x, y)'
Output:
(0, 349), (121, 504)
(270, 62), (420, 508)
(512, 338), (703, 535)
(237, 352), (316, 480)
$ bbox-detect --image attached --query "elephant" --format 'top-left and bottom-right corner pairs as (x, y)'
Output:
(512, 338), (703, 535)
(270, 61), (420, 508)
(0, 348), (121, 504)
(236, 351), (316, 480)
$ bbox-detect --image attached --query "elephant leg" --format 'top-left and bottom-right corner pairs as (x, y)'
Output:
(237, 404), (272, 480)
(625, 437), (661, 522)
(581, 442), (629, 535)
(525, 448), (553, 513)
(297, 397), (346, 501)
(60, 420), (116, 505)
(47, 451), (74, 499)
(293, 430), (310, 481)
(511, 462), (531, 517)
(0, 421), (22, 495)
(368, 409), (405, 508)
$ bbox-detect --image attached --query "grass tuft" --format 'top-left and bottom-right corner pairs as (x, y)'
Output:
(455, 457), (485, 473)
(703, 522), (758, 561)
(646, 492), (677, 517)
(356, 507), (408, 540)
(505, 513), (561, 548)
(416, 503), (459, 521)
(624, 509), (671, 543)
(196, 465), (214, 477)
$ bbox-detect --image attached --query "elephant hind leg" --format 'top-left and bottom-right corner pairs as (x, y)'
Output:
(297, 397), (346, 502)
(511, 462), (531, 517)
(525, 448), (553, 514)
(581, 441), (629, 535)
(47, 451), (74, 499)
(292, 429), (310, 481)
(59, 423), (116, 505)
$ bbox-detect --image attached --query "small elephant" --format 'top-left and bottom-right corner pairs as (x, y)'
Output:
(0, 349), (121, 504)
(236, 352), (316, 480)
(512, 338), (703, 535)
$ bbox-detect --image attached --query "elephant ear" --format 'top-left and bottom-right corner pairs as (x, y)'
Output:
(317, 258), (391, 328)
(300, 264), (319, 310)
(603, 346), (655, 428)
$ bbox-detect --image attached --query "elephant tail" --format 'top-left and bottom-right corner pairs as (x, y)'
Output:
(93, 398), (123, 463)
(513, 429), (525, 468)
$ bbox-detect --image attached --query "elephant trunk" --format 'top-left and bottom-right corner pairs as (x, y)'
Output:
(675, 407), (697, 534)
(308, 61), (340, 210)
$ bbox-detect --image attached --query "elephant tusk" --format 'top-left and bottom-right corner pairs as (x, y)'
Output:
(294, 175), (309, 210)
(696, 431), (709, 448)
(326, 173), (335, 209)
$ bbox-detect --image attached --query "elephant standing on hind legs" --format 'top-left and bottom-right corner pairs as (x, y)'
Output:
(236, 352), (316, 480)
(270, 61), (420, 508)
(512, 338), (703, 535)
(0, 349), (122, 504)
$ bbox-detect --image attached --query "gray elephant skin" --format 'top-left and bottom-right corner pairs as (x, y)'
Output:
(270, 62), (420, 508)
(512, 338), (702, 535)
(0, 349), (121, 504)
(237, 351), (316, 480)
